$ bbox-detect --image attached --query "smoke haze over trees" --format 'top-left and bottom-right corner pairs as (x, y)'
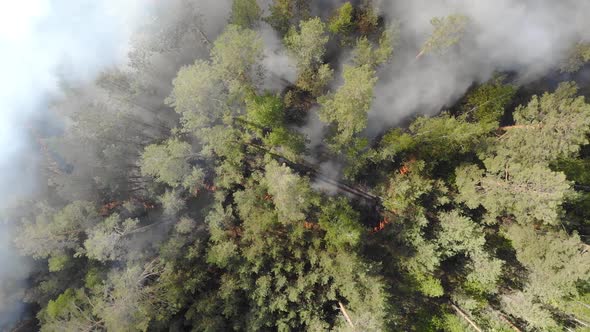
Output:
(2, 0), (590, 331)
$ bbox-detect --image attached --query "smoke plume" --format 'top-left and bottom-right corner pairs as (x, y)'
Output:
(368, 0), (590, 133)
(2, 0), (590, 328)
(0, 0), (149, 328)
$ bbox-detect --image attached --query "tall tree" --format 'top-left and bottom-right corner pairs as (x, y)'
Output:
(230, 0), (261, 28)
(16, 201), (98, 261)
(318, 64), (377, 144)
(140, 138), (203, 190)
(418, 14), (470, 57)
(284, 17), (333, 95)
(560, 42), (590, 73)
(328, 2), (355, 35)
(266, 0), (310, 35)
(457, 83), (590, 225)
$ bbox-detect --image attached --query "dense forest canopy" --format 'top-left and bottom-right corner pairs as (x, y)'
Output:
(3, 0), (590, 331)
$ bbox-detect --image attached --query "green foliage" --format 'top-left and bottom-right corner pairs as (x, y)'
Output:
(165, 24), (264, 127)
(456, 162), (571, 225)
(318, 197), (363, 249)
(45, 289), (76, 319)
(166, 60), (225, 131)
(436, 210), (485, 257)
(204, 167), (389, 330)
(246, 93), (284, 128)
(21, 6), (590, 332)
(431, 313), (469, 332)
(211, 25), (264, 96)
(382, 160), (448, 214)
(285, 17), (329, 71)
(40, 288), (100, 332)
(328, 2), (354, 35)
(140, 138), (194, 188)
(84, 214), (140, 262)
(16, 201), (98, 259)
(456, 83), (590, 226)
(561, 42), (590, 73)
(352, 25), (399, 68)
(501, 291), (559, 330)
(494, 82), (590, 165)
(160, 189), (186, 216)
(505, 224), (590, 304)
(266, 0), (310, 35)
(318, 64), (377, 142)
(264, 161), (314, 223)
(94, 263), (169, 331)
(378, 113), (492, 162)
(284, 17), (331, 94)
(230, 0), (261, 28)
(552, 158), (590, 185)
(243, 93), (306, 157)
(464, 251), (503, 294)
(420, 14), (470, 56)
(463, 76), (517, 125)
(416, 274), (445, 298)
(377, 128), (416, 161)
(47, 253), (71, 272)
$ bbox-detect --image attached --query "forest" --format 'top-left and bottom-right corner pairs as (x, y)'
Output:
(2, 0), (590, 331)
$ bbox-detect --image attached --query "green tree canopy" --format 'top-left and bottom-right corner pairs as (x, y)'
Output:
(560, 42), (590, 73)
(328, 2), (355, 35)
(139, 138), (198, 189)
(318, 64), (377, 143)
(230, 0), (261, 28)
(419, 14), (470, 57)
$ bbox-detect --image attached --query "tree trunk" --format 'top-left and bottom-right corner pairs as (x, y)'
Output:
(450, 303), (482, 332)
(338, 302), (355, 329)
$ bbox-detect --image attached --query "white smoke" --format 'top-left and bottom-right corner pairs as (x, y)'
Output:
(368, 0), (590, 133)
(0, 0), (150, 327)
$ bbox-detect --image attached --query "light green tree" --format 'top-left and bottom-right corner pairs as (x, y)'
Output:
(84, 214), (140, 262)
(352, 25), (399, 68)
(456, 83), (590, 225)
(455, 163), (571, 225)
(493, 82), (590, 165)
(140, 138), (202, 190)
(140, 139), (188, 186)
(230, 0), (261, 28)
(266, 0), (310, 35)
(462, 75), (516, 125)
(39, 288), (100, 332)
(284, 17), (332, 95)
(318, 64), (377, 143)
(501, 291), (559, 330)
(328, 2), (354, 35)
(318, 197), (364, 249)
(211, 25), (264, 97)
(244, 93), (306, 158)
(505, 224), (590, 304)
(16, 201), (98, 259)
(379, 113), (492, 162)
(264, 161), (314, 223)
(166, 60), (226, 131)
(418, 14), (470, 57)
(93, 262), (169, 332)
(159, 189), (186, 216)
(560, 42), (590, 73)
(436, 211), (485, 257)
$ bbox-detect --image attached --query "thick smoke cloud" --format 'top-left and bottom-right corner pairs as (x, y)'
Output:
(368, 0), (590, 133)
(0, 0), (149, 328)
(2, 0), (590, 327)
(0, 0), (147, 199)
